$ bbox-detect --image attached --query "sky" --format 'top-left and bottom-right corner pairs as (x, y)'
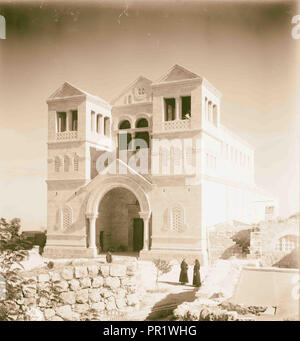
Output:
(0, 0), (299, 230)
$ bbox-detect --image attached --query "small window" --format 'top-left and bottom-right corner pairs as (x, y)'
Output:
(74, 154), (79, 171)
(57, 112), (66, 132)
(128, 95), (132, 104)
(71, 110), (78, 131)
(104, 117), (110, 137)
(164, 98), (175, 121)
(91, 111), (95, 132)
(55, 157), (60, 172)
(213, 105), (218, 126)
(97, 114), (102, 134)
(181, 96), (191, 120)
(64, 155), (70, 172)
(275, 235), (299, 252)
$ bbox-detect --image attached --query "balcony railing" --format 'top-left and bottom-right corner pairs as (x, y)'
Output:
(56, 131), (78, 141)
(163, 119), (191, 131)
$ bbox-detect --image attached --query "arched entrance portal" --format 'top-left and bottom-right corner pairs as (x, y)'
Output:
(86, 174), (152, 257)
(96, 187), (144, 252)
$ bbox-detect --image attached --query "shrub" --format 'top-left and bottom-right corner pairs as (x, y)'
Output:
(0, 218), (32, 320)
(153, 259), (172, 285)
(231, 229), (252, 254)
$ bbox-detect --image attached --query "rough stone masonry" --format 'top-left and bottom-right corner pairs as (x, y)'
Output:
(13, 260), (141, 321)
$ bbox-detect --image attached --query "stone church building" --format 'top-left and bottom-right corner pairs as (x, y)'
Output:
(43, 65), (276, 264)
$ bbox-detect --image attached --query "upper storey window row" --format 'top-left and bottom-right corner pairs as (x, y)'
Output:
(91, 111), (110, 137)
(221, 142), (252, 169)
(56, 110), (78, 132)
(204, 97), (218, 126)
(164, 96), (191, 122)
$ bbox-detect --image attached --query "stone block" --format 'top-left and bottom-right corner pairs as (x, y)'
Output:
(91, 302), (105, 311)
(50, 315), (63, 321)
(74, 303), (89, 314)
(105, 297), (116, 311)
(115, 297), (126, 309)
(80, 277), (91, 288)
(89, 288), (101, 303)
(60, 291), (76, 305)
(44, 308), (56, 320)
(69, 279), (80, 291)
(75, 266), (88, 279)
(38, 274), (50, 283)
(100, 265), (110, 277)
(110, 264), (126, 277)
(76, 289), (89, 304)
(61, 267), (74, 280)
(92, 277), (103, 288)
(53, 280), (69, 292)
(126, 294), (139, 306)
(55, 305), (73, 321)
(87, 264), (99, 277)
(50, 272), (61, 282)
(104, 277), (120, 290)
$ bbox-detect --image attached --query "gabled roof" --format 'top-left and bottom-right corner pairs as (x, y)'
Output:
(156, 64), (201, 83)
(110, 76), (152, 105)
(47, 81), (110, 107)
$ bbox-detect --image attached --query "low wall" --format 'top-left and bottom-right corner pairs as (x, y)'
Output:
(230, 266), (299, 317)
(8, 260), (141, 321)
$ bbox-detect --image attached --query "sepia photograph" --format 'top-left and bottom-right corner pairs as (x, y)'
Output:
(0, 0), (299, 328)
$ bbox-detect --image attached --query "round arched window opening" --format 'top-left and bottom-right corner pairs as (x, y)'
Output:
(119, 120), (131, 130)
(135, 118), (149, 128)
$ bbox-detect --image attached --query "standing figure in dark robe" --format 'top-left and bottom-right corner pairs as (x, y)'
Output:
(106, 251), (112, 263)
(179, 259), (189, 284)
(193, 259), (201, 287)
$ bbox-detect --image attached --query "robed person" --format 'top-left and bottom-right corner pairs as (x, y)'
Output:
(179, 259), (189, 284)
(193, 259), (201, 287)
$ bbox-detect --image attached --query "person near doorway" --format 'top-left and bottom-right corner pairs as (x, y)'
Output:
(193, 259), (201, 287)
(179, 259), (189, 285)
(106, 251), (112, 263)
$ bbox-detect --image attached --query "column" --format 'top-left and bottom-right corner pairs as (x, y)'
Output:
(66, 111), (72, 131)
(87, 213), (98, 255)
(139, 211), (150, 251)
(175, 97), (181, 120)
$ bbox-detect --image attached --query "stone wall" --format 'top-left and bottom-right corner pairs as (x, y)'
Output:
(249, 218), (299, 267)
(208, 223), (245, 264)
(14, 260), (141, 321)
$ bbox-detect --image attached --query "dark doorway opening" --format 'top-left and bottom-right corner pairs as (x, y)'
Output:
(133, 218), (144, 251)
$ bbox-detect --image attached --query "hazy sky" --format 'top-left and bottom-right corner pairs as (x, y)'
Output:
(0, 0), (298, 229)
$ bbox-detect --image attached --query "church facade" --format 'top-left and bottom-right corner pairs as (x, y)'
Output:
(43, 65), (277, 264)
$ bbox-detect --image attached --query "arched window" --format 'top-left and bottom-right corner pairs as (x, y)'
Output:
(64, 155), (70, 172)
(118, 120), (131, 150)
(135, 118), (149, 128)
(119, 120), (131, 130)
(275, 235), (299, 252)
(54, 157), (61, 172)
(63, 205), (73, 231)
(135, 118), (149, 149)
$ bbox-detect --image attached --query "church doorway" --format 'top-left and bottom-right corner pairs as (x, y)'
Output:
(133, 218), (144, 251)
(96, 187), (141, 253)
